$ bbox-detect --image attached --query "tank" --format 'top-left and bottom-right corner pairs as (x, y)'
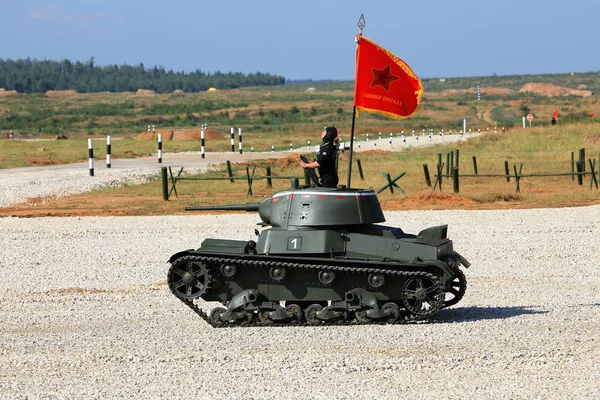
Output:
(167, 180), (471, 327)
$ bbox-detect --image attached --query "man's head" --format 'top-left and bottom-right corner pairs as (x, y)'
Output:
(322, 126), (338, 142)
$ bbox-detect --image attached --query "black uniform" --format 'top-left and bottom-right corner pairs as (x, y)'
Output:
(316, 141), (338, 188)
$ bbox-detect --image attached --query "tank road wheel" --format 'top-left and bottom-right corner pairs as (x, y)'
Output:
(355, 310), (370, 323)
(210, 307), (227, 327)
(235, 311), (255, 326)
(401, 275), (443, 319)
(381, 302), (401, 323)
(285, 304), (303, 323)
(257, 310), (273, 325)
(443, 269), (467, 308)
(305, 304), (324, 326)
(167, 258), (212, 300)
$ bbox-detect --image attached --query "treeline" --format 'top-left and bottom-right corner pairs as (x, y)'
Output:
(0, 57), (286, 93)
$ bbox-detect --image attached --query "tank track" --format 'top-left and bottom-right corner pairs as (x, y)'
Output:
(169, 254), (446, 328)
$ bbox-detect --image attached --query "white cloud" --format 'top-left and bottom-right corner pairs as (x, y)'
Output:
(29, 4), (62, 21)
(28, 3), (113, 23)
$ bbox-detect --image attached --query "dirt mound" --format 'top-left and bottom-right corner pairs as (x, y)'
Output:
(136, 89), (156, 95)
(45, 90), (77, 96)
(518, 83), (592, 97)
(440, 87), (515, 97)
(136, 129), (223, 141)
(0, 88), (18, 96)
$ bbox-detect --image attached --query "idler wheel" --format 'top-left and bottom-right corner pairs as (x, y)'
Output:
(443, 268), (467, 308)
(220, 264), (237, 278)
(210, 307), (226, 327)
(381, 302), (401, 323)
(401, 275), (443, 318)
(305, 304), (324, 325)
(167, 258), (212, 300)
(367, 272), (385, 288)
(269, 267), (287, 282)
(318, 270), (336, 285)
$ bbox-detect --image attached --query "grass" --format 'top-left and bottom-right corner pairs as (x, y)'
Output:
(58, 122), (598, 215)
(1, 77), (599, 214)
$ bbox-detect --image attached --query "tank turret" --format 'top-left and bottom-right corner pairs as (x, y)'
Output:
(185, 185), (385, 229)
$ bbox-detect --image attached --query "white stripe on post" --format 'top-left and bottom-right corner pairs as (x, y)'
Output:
(88, 139), (94, 176)
(230, 127), (235, 152)
(201, 129), (205, 159)
(238, 128), (243, 154)
(158, 133), (163, 163)
(106, 136), (111, 168)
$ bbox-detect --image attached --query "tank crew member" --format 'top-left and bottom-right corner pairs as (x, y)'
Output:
(300, 126), (339, 188)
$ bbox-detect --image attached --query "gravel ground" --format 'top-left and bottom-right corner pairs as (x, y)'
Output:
(1, 207), (599, 399)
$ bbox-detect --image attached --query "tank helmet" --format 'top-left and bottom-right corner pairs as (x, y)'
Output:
(323, 126), (338, 142)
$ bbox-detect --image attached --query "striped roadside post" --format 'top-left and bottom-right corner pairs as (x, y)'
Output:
(88, 139), (94, 176)
(106, 136), (111, 168)
(238, 128), (243, 154)
(201, 129), (205, 159)
(230, 127), (235, 152)
(158, 133), (163, 163)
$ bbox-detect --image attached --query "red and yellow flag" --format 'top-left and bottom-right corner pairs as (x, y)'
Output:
(353, 35), (423, 119)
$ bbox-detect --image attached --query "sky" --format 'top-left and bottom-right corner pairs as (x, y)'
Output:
(2, 0), (599, 81)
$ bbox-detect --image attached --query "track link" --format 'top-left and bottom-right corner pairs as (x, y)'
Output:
(168, 254), (446, 328)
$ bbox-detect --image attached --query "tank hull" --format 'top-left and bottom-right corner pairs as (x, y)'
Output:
(167, 230), (469, 327)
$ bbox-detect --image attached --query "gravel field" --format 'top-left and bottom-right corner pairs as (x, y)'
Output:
(1, 207), (599, 399)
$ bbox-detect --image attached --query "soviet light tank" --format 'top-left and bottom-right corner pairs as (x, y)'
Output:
(167, 177), (470, 327)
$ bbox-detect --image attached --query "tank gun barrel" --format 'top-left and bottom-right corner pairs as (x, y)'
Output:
(185, 203), (261, 212)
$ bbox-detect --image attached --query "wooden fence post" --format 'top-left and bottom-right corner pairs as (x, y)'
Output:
(357, 159), (364, 180)
(452, 167), (459, 193)
(472, 155), (478, 175)
(455, 150), (460, 169)
(161, 167), (169, 200)
(504, 160), (510, 182)
(226, 160), (234, 183)
(423, 164), (432, 187)
(571, 152), (575, 181)
(266, 167), (272, 188)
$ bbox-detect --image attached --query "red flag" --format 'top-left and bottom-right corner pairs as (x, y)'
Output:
(553, 110), (559, 120)
(590, 113), (595, 119)
(353, 35), (423, 119)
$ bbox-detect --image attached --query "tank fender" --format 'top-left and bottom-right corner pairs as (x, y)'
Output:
(167, 250), (195, 264)
(414, 258), (454, 277)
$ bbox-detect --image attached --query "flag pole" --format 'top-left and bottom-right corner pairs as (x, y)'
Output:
(347, 14), (365, 189)
(347, 106), (357, 188)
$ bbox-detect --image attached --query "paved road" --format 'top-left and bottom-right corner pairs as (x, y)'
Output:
(0, 132), (478, 175)
(0, 150), (292, 175)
